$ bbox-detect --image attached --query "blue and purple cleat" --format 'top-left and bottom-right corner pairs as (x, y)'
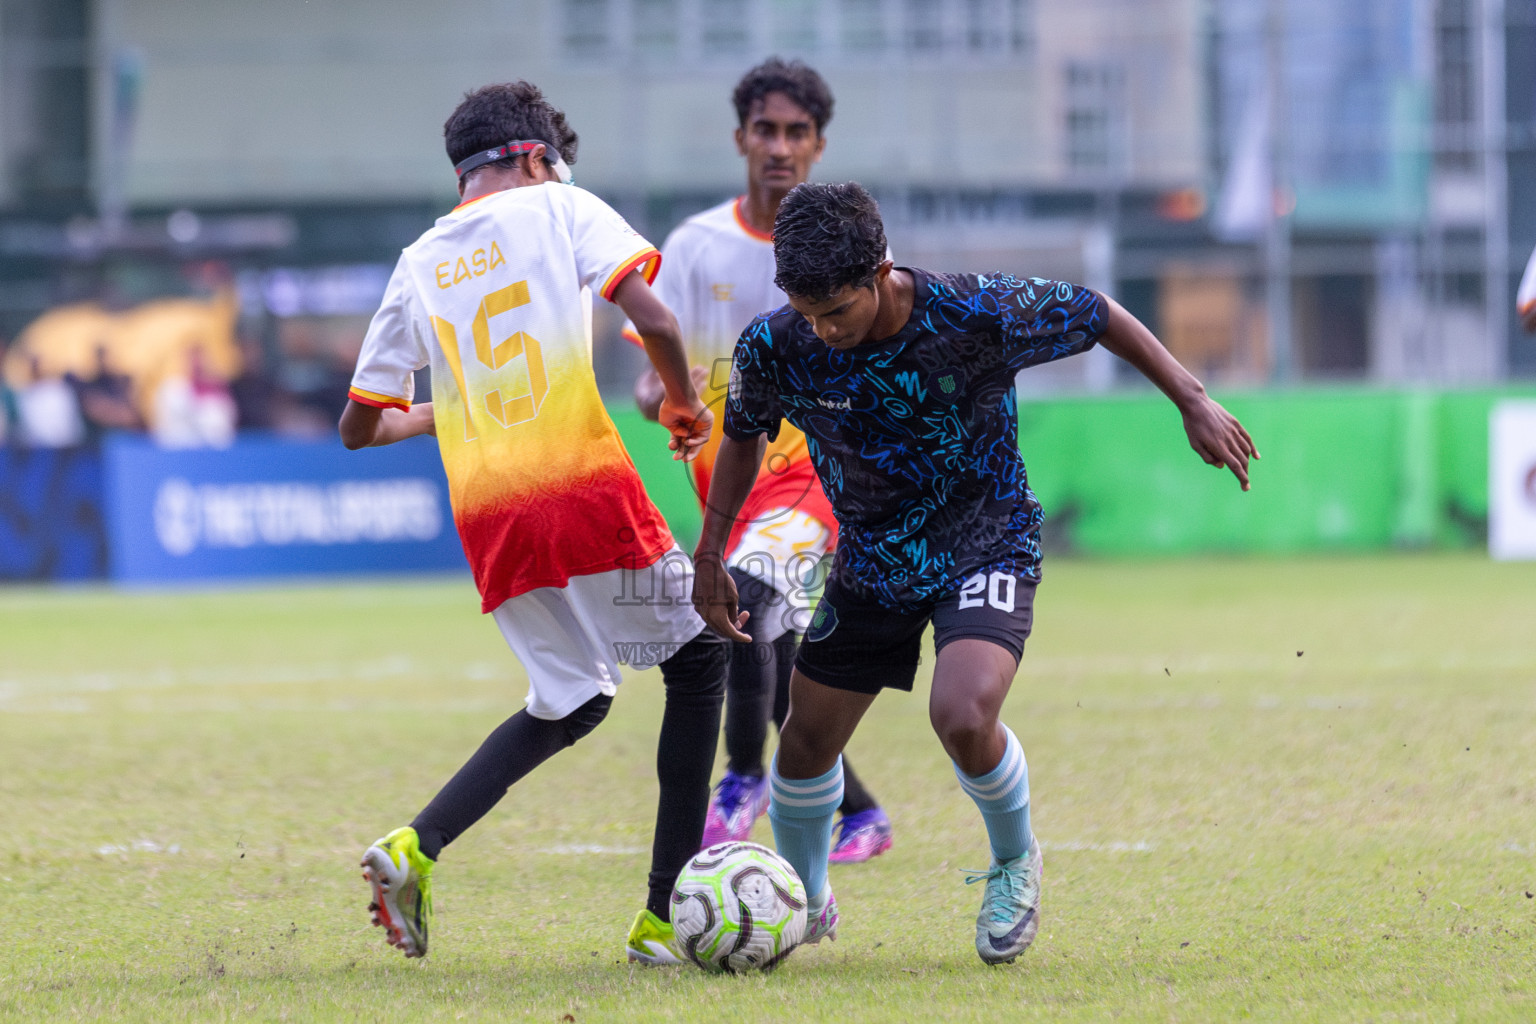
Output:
(701, 769), (771, 848)
(828, 807), (893, 864)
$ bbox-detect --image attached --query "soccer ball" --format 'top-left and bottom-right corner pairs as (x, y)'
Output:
(670, 841), (808, 973)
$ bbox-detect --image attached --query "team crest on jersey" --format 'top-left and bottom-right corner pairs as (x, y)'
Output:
(927, 366), (966, 404)
(806, 599), (838, 643)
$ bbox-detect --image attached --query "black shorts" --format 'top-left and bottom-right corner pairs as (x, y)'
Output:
(794, 566), (1038, 695)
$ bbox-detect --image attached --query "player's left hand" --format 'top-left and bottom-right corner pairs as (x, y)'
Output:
(692, 551), (752, 642)
(1180, 395), (1259, 491)
(660, 397), (712, 463)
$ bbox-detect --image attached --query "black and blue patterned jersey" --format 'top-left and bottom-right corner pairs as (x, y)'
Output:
(723, 268), (1105, 608)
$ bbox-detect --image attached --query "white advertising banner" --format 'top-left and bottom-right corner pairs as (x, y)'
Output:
(1489, 401), (1536, 560)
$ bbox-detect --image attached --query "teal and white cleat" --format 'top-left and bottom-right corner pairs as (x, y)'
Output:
(361, 826), (434, 958)
(626, 909), (684, 965)
(802, 887), (839, 945)
(965, 839), (1042, 965)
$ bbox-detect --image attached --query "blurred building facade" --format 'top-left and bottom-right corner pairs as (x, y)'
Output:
(1, 0), (1533, 395)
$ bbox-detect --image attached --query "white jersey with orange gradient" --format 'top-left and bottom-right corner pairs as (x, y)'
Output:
(622, 198), (839, 582)
(348, 182), (681, 615)
(622, 198), (799, 474)
(625, 196), (781, 380)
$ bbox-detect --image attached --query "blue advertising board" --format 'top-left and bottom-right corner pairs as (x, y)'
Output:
(0, 445), (107, 581)
(103, 434), (467, 583)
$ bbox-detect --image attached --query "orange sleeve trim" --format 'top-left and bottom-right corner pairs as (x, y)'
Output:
(620, 325), (645, 348)
(348, 387), (410, 412)
(451, 191), (497, 213)
(732, 196), (774, 242)
(600, 247), (662, 302)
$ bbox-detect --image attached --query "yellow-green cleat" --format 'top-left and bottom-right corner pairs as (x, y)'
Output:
(626, 909), (684, 965)
(361, 826), (434, 958)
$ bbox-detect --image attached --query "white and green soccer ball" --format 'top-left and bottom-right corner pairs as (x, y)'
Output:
(670, 841), (808, 973)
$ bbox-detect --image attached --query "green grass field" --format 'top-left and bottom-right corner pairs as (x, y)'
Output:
(2, 554), (1533, 1022)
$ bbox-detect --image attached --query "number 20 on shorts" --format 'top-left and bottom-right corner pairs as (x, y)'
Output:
(957, 571), (1017, 613)
(433, 279), (548, 441)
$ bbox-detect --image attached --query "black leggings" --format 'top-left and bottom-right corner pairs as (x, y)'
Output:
(409, 632), (728, 923)
(725, 568), (877, 817)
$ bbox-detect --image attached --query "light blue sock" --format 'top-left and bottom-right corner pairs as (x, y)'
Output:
(955, 725), (1032, 863)
(768, 755), (843, 908)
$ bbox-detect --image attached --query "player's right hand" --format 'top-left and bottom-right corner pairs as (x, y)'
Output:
(692, 551), (752, 642)
(660, 397), (712, 463)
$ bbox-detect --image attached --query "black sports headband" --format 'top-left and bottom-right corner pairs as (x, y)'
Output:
(453, 139), (571, 182)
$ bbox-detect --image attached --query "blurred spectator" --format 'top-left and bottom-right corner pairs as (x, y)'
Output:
(15, 355), (86, 448)
(66, 344), (144, 439)
(153, 345), (237, 449)
(0, 342), (12, 444)
(229, 335), (279, 431)
(1519, 244), (1536, 334)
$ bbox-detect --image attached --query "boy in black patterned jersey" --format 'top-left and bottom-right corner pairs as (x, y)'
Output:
(692, 181), (1258, 964)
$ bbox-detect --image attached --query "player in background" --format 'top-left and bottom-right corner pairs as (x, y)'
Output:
(630, 59), (893, 863)
(694, 183), (1257, 964)
(1518, 244), (1536, 333)
(339, 82), (728, 965)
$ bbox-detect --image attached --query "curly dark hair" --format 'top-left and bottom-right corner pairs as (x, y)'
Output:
(773, 182), (887, 302)
(732, 58), (834, 134)
(443, 82), (579, 178)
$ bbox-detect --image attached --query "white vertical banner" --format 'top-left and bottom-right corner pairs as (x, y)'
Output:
(1489, 401), (1536, 560)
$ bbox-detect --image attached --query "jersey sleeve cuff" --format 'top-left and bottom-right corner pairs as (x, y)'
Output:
(348, 386), (410, 412)
(620, 325), (645, 348)
(723, 418), (778, 443)
(600, 247), (662, 302)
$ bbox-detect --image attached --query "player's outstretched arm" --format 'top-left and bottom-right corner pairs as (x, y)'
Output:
(612, 271), (710, 461)
(338, 399), (436, 450)
(1095, 294), (1260, 491)
(692, 433), (767, 642)
(634, 365), (710, 423)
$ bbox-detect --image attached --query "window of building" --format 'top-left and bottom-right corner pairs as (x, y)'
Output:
(906, 0), (947, 52)
(633, 0), (680, 58)
(839, 0), (887, 53)
(702, 0), (752, 56)
(562, 0), (612, 57)
(1064, 60), (1128, 175)
(1433, 0), (1478, 170)
(1008, 0), (1034, 54)
(558, 0), (1033, 63)
(771, 0), (821, 51)
(961, 0), (1031, 53)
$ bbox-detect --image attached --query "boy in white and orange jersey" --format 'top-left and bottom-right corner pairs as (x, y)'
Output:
(340, 82), (725, 965)
(629, 59), (892, 863)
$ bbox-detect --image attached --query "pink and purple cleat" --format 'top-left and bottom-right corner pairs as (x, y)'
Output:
(828, 807), (893, 864)
(701, 769), (771, 848)
(803, 887), (840, 945)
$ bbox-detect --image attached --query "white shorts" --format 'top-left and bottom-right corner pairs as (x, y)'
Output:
(491, 547), (706, 720)
(725, 508), (834, 643)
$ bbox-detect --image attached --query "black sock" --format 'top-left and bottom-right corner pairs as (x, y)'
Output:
(723, 569), (779, 777)
(838, 759), (879, 817)
(410, 693), (612, 862)
(646, 632), (727, 920)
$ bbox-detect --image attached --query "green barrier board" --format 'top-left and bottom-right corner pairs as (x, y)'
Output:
(612, 387), (1536, 556)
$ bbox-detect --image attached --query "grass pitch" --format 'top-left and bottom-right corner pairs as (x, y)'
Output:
(2, 554), (1533, 1022)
